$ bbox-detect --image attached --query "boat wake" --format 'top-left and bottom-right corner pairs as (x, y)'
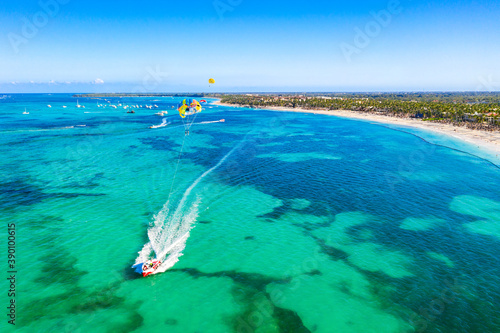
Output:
(133, 195), (200, 274)
(133, 142), (240, 275)
(150, 118), (170, 129)
(196, 119), (225, 125)
(0, 125), (87, 134)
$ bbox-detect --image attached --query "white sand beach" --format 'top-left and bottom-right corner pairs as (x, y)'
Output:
(214, 100), (500, 158)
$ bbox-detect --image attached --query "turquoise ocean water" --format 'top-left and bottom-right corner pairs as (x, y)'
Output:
(1, 94), (500, 332)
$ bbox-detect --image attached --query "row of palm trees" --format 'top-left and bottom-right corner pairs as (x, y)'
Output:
(219, 95), (500, 128)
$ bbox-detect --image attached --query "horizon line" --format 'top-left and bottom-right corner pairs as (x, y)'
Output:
(3, 91), (500, 95)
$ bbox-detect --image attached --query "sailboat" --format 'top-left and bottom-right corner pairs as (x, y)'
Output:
(23, 108), (29, 114)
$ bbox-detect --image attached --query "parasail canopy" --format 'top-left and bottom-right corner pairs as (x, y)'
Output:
(178, 99), (202, 118)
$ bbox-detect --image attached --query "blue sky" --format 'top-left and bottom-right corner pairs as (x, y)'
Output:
(1, 0), (499, 92)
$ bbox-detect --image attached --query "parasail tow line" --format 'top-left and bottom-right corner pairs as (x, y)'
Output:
(160, 231), (191, 258)
(166, 134), (187, 203)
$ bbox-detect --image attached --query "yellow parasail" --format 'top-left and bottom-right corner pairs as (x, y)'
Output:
(208, 78), (215, 85)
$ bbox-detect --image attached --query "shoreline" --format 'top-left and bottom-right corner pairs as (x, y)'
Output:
(212, 100), (500, 159)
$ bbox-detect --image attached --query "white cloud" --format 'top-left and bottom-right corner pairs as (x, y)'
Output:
(93, 78), (104, 85)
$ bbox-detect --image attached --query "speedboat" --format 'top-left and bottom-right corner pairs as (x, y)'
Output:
(140, 259), (162, 277)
